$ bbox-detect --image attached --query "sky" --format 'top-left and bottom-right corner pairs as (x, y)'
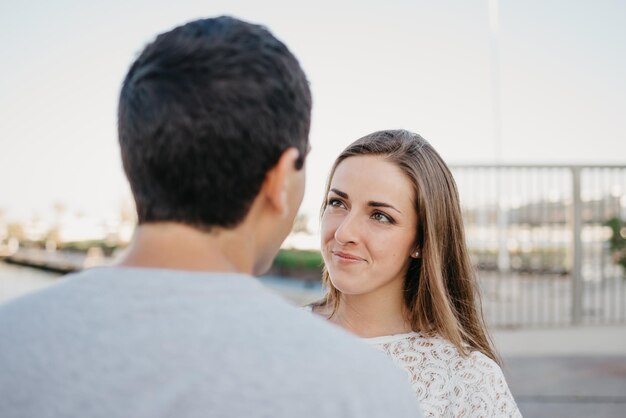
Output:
(1, 0), (625, 230)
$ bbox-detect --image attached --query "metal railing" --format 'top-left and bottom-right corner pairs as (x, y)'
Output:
(451, 165), (626, 328)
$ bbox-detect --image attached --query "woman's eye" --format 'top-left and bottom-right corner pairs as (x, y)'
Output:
(328, 199), (345, 208)
(372, 212), (392, 224)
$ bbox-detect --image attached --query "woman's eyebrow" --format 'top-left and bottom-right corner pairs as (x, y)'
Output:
(368, 201), (402, 215)
(329, 188), (348, 199)
(330, 188), (402, 215)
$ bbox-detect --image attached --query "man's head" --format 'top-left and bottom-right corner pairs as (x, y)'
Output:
(118, 16), (311, 230)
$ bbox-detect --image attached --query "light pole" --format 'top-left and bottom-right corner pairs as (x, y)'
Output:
(488, 0), (510, 274)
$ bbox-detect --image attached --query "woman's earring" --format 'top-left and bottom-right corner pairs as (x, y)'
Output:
(412, 250), (420, 258)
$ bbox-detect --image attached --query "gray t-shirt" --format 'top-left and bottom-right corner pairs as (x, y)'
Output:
(0, 267), (422, 418)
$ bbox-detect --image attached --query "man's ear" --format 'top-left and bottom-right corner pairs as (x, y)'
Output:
(261, 147), (301, 216)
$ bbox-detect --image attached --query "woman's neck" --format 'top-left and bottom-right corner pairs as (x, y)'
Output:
(322, 291), (413, 338)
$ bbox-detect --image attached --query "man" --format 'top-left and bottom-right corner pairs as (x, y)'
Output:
(0, 17), (421, 417)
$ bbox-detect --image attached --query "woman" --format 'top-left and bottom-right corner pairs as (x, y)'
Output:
(311, 130), (521, 417)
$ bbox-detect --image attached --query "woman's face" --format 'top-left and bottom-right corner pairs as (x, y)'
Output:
(321, 155), (418, 298)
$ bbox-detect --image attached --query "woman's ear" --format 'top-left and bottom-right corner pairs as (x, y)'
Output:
(261, 148), (301, 216)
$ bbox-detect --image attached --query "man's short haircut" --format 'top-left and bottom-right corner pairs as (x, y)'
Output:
(118, 16), (311, 230)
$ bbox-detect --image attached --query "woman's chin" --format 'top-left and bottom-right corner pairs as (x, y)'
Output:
(329, 277), (369, 297)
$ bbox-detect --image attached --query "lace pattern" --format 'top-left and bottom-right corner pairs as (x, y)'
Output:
(365, 333), (522, 418)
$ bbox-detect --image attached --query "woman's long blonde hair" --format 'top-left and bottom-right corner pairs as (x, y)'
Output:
(317, 130), (499, 364)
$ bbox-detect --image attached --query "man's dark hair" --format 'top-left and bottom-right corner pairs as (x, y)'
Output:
(118, 16), (311, 229)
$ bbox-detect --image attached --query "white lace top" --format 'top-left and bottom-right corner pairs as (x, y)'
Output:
(364, 332), (522, 418)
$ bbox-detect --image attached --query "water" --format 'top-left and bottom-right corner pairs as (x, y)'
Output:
(0, 262), (61, 304)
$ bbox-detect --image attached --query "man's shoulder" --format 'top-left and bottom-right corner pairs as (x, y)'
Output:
(0, 268), (422, 418)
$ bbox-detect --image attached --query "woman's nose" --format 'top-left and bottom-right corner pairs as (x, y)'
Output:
(334, 214), (359, 245)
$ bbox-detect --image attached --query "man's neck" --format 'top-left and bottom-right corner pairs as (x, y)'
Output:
(117, 222), (255, 274)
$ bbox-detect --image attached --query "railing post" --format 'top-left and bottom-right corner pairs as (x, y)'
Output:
(496, 168), (510, 274)
(571, 167), (584, 325)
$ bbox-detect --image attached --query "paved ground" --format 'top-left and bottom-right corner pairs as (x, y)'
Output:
(494, 326), (626, 418)
(502, 355), (626, 417)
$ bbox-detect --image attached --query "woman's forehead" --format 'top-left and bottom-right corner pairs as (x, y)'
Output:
(330, 155), (415, 204)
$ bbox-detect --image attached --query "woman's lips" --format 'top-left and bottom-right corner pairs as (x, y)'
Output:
(332, 251), (365, 262)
